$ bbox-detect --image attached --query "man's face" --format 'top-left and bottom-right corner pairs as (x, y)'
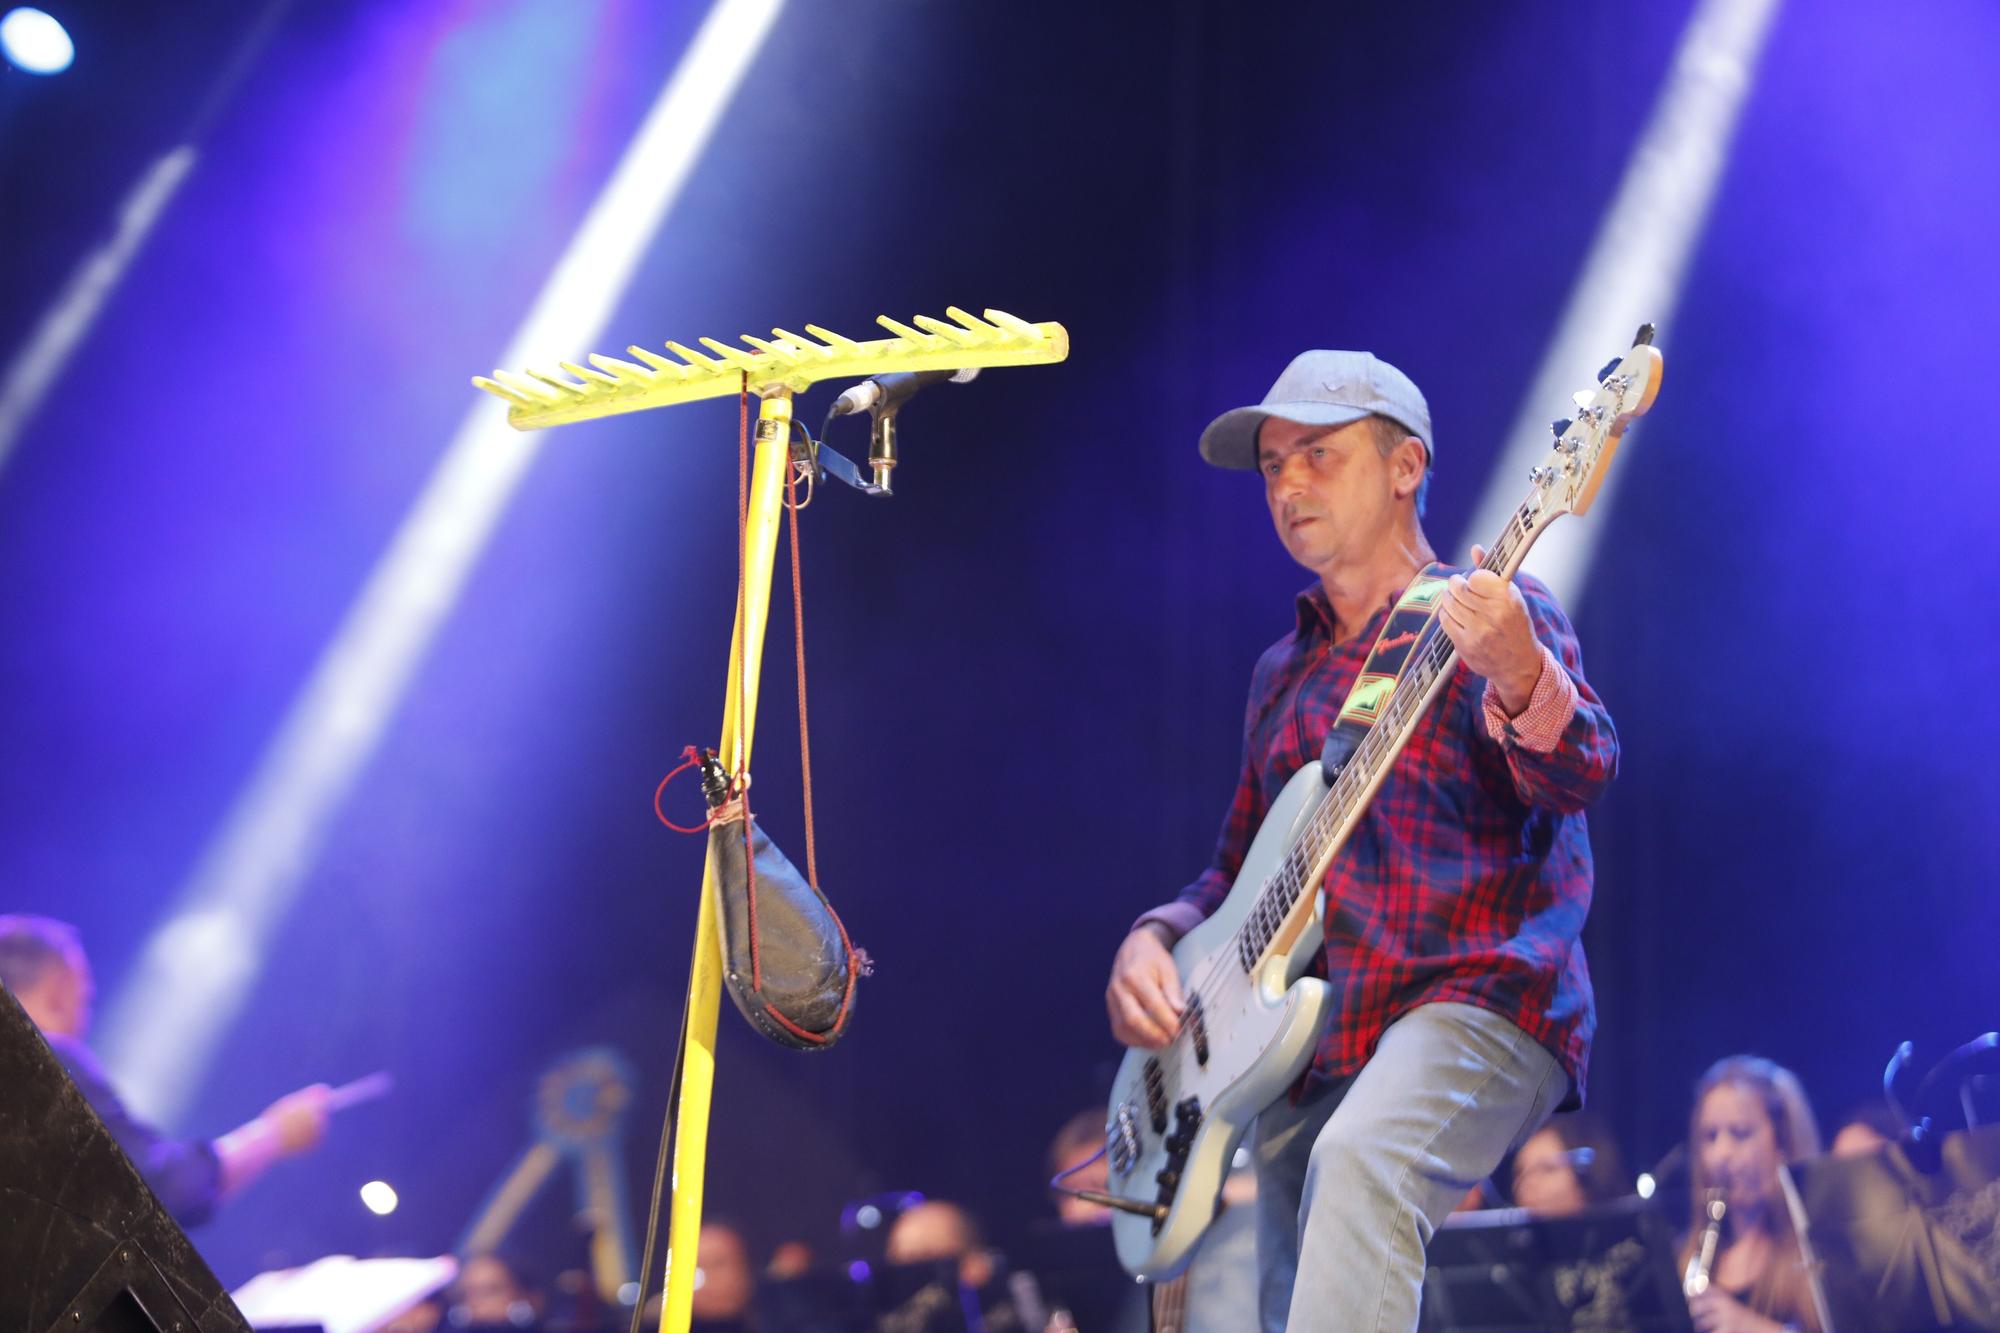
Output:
(1257, 417), (1402, 576)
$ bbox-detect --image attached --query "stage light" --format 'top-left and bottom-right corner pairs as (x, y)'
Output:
(1637, 1172), (1657, 1199)
(97, 0), (786, 1125)
(617, 1283), (639, 1306)
(0, 7), (73, 75)
(855, 1204), (883, 1230)
(360, 1180), (400, 1215)
(1456, 0), (1783, 604)
(0, 5), (298, 476)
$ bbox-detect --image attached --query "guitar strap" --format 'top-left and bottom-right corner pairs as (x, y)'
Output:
(1318, 563), (1452, 777)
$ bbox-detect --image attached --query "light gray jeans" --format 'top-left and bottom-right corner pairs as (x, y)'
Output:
(1250, 1001), (1569, 1333)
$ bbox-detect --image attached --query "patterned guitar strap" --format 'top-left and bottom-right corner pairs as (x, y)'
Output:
(1318, 562), (1452, 782)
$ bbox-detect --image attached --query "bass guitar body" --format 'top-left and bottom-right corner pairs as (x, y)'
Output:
(1105, 763), (1333, 1281)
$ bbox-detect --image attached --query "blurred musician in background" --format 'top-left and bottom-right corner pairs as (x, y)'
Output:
(766, 1238), (816, 1281)
(691, 1221), (757, 1331)
(0, 913), (330, 1226)
(1046, 1108), (1113, 1226)
(452, 1251), (543, 1328)
(1508, 1110), (1628, 1215)
(1679, 1056), (1823, 1333)
(883, 1200), (1026, 1332)
(1827, 1100), (1904, 1159)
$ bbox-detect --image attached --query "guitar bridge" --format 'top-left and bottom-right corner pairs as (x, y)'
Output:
(1108, 1102), (1141, 1177)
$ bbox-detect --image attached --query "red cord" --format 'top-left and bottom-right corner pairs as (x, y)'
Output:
(786, 464), (818, 890)
(652, 745), (711, 834)
(658, 381), (857, 1042)
(757, 430), (863, 1043)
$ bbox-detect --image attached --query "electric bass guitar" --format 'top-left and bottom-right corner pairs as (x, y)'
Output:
(1103, 330), (1663, 1281)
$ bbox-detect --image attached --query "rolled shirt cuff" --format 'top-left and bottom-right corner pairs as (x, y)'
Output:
(1480, 642), (1577, 754)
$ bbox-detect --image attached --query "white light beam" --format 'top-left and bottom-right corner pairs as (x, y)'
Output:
(1456, 0), (1784, 605)
(99, 0), (786, 1123)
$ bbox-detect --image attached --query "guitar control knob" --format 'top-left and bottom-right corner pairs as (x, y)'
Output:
(1156, 1168), (1180, 1189)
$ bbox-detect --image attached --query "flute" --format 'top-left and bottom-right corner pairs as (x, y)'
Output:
(1683, 1189), (1728, 1296)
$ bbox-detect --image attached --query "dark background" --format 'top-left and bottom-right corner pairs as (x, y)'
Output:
(2, 0), (1994, 1289)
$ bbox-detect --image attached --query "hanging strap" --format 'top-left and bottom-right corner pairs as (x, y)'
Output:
(784, 442), (818, 890)
(1318, 563), (1452, 776)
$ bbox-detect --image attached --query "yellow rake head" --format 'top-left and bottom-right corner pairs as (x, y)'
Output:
(474, 306), (1069, 431)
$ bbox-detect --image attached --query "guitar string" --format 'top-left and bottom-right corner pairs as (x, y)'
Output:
(1138, 506), (1539, 1096)
(1145, 619), (1465, 1092)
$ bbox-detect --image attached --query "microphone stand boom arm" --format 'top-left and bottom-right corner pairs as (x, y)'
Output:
(470, 307), (1068, 1333)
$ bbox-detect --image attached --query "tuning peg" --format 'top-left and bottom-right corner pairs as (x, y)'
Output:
(1596, 356), (1622, 383)
(1550, 417), (1573, 438)
(1571, 390), (1594, 410)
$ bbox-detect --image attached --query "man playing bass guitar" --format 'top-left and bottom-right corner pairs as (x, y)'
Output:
(1105, 350), (1621, 1333)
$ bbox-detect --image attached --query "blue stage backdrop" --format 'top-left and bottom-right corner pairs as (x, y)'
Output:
(1, 0), (1994, 1287)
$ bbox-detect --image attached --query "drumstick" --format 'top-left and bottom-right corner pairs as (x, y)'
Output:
(326, 1070), (393, 1113)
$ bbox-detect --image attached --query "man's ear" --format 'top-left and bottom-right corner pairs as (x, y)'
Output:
(1394, 435), (1428, 500)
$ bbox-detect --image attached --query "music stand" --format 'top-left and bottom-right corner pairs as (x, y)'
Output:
(1783, 1124), (2000, 1332)
(1419, 1197), (1693, 1332)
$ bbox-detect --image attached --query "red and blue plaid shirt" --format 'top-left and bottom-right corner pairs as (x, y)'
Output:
(1141, 570), (1617, 1103)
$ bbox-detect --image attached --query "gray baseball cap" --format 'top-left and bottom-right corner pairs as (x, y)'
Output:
(1198, 350), (1433, 471)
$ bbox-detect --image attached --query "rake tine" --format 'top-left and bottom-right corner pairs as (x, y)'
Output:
(876, 315), (933, 345)
(912, 314), (976, 346)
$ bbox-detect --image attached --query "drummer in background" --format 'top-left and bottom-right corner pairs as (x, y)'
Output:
(1679, 1056), (1823, 1333)
(1508, 1110), (1628, 1215)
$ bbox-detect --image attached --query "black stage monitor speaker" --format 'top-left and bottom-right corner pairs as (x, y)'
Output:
(0, 984), (251, 1333)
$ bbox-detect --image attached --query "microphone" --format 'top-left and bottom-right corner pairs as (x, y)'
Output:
(828, 367), (980, 418)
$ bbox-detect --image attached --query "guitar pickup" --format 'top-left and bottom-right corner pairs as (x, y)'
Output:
(1142, 1057), (1168, 1134)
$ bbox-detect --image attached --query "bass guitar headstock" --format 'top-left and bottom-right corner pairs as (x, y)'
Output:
(1523, 325), (1664, 531)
